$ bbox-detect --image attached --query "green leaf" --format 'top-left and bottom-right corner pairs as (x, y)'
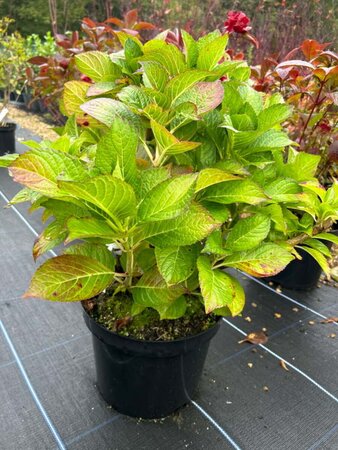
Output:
(0, 153), (18, 167)
(201, 202), (230, 223)
(299, 246), (330, 276)
(302, 239), (331, 258)
(136, 167), (170, 199)
(203, 230), (228, 255)
(9, 149), (87, 197)
(33, 221), (67, 260)
(265, 178), (302, 202)
(196, 168), (240, 192)
(166, 70), (210, 104)
(141, 61), (169, 92)
(151, 120), (200, 156)
(64, 243), (115, 270)
(24, 255), (115, 301)
(174, 81), (224, 114)
(66, 217), (120, 243)
(59, 175), (136, 224)
(313, 232), (338, 245)
(197, 34), (228, 71)
(135, 247), (156, 273)
(223, 243), (294, 277)
(137, 202), (219, 247)
(237, 130), (294, 156)
(117, 86), (152, 109)
(132, 269), (185, 319)
(197, 256), (245, 315)
(278, 149), (321, 181)
(75, 51), (122, 82)
(138, 174), (197, 222)
(226, 215), (271, 252)
(202, 179), (267, 205)
(63, 81), (90, 115)
(197, 30), (221, 51)
(80, 98), (141, 129)
(140, 43), (186, 76)
(181, 30), (198, 68)
(155, 296), (187, 320)
(257, 104), (291, 130)
(238, 85), (263, 114)
(95, 117), (138, 183)
(155, 245), (199, 285)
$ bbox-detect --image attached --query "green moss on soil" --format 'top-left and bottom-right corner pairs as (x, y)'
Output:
(86, 292), (217, 341)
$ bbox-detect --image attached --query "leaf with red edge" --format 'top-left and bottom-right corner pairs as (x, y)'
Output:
(105, 17), (124, 27)
(125, 9), (138, 27)
(134, 22), (156, 31)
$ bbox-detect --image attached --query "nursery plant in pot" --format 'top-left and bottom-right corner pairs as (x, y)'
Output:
(0, 17), (29, 155)
(1, 29), (337, 418)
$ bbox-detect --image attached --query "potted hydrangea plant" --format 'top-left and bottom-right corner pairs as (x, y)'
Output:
(1, 29), (337, 418)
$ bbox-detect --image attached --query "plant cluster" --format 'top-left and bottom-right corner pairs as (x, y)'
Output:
(0, 17), (28, 107)
(26, 10), (155, 123)
(251, 39), (338, 184)
(1, 30), (337, 325)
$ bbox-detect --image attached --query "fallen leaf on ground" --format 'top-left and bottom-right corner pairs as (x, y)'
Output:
(274, 312), (282, 319)
(321, 317), (338, 324)
(238, 331), (268, 345)
(280, 360), (289, 371)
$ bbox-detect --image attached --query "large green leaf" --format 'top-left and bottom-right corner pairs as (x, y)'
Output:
(95, 117), (138, 182)
(265, 178), (302, 202)
(197, 256), (245, 315)
(313, 232), (338, 246)
(24, 255), (115, 301)
(257, 104), (292, 130)
(155, 245), (199, 285)
(59, 175), (136, 224)
(136, 202), (219, 246)
(64, 243), (115, 270)
(132, 269), (185, 319)
(138, 174), (197, 222)
(195, 168), (240, 192)
(166, 70), (210, 104)
(202, 179), (267, 205)
(236, 130), (294, 156)
(63, 81), (90, 115)
(66, 217), (121, 243)
(223, 243), (294, 277)
(136, 167), (170, 199)
(196, 34), (228, 71)
(9, 149), (87, 197)
(141, 61), (169, 92)
(226, 214), (271, 251)
(75, 51), (122, 82)
(140, 42), (186, 76)
(80, 98), (141, 129)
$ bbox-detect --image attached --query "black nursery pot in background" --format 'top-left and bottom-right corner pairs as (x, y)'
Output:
(83, 307), (220, 419)
(0, 123), (16, 155)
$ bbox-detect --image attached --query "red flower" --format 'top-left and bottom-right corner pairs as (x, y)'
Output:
(224, 11), (251, 34)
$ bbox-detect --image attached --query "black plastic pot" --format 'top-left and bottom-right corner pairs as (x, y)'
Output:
(0, 123), (16, 155)
(83, 307), (220, 419)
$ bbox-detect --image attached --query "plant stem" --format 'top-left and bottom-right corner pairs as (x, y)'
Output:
(125, 240), (134, 288)
(298, 81), (325, 147)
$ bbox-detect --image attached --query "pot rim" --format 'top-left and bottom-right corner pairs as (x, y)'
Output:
(0, 122), (17, 131)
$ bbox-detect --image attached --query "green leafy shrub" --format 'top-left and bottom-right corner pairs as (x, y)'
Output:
(1, 29), (337, 325)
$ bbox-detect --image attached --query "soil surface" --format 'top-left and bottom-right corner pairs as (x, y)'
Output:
(84, 293), (217, 341)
